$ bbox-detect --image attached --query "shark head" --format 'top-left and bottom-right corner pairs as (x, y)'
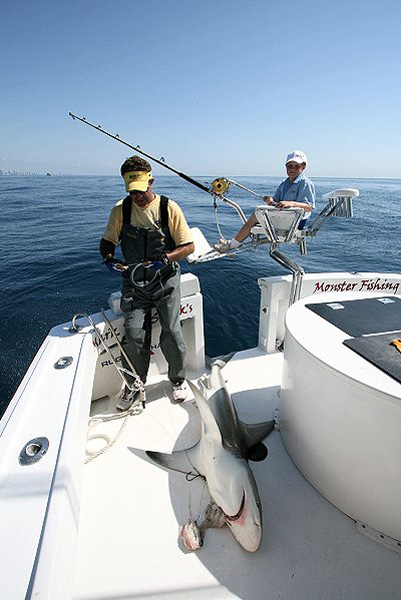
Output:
(209, 453), (263, 552)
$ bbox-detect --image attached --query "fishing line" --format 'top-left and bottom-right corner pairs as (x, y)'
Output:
(143, 383), (210, 524)
(143, 382), (204, 481)
(68, 112), (248, 226)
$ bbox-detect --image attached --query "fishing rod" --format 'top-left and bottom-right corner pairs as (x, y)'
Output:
(68, 112), (247, 223)
(69, 112), (210, 194)
(211, 177), (264, 199)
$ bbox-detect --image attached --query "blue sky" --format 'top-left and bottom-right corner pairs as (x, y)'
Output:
(1, 0), (400, 178)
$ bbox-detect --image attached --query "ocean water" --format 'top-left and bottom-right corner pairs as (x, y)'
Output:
(1, 174), (400, 417)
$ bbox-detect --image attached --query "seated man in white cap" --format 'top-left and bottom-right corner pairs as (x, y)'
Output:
(214, 150), (315, 252)
(100, 155), (194, 409)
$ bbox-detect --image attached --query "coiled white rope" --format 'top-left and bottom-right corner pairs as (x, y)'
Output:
(70, 312), (147, 464)
(84, 389), (146, 464)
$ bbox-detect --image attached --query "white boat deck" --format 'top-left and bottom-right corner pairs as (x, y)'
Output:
(72, 348), (401, 600)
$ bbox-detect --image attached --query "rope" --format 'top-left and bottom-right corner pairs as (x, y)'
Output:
(84, 392), (145, 464)
(83, 378), (195, 469)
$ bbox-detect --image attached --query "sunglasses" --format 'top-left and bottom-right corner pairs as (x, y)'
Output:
(129, 187), (149, 196)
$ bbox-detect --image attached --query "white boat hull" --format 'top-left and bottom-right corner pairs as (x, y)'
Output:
(2, 271), (401, 599)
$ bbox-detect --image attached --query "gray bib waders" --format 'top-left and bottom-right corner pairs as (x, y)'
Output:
(119, 196), (187, 385)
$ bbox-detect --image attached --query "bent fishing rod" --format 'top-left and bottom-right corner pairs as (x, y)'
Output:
(68, 112), (248, 223)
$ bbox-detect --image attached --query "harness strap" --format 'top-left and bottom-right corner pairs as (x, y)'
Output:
(122, 195), (131, 225)
(160, 195), (169, 231)
(121, 194), (170, 234)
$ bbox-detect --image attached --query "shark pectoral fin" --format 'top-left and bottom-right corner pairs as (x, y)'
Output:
(146, 444), (202, 476)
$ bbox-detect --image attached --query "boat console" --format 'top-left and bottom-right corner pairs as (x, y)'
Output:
(280, 291), (401, 549)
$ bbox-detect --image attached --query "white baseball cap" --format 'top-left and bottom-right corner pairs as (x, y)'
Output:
(286, 150), (307, 165)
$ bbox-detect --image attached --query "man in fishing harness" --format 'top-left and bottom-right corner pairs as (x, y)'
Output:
(100, 155), (194, 409)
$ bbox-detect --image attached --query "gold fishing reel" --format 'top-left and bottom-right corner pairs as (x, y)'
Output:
(211, 177), (230, 195)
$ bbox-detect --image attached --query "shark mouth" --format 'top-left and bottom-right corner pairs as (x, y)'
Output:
(222, 490), (262, 552)
(224, 492), (246, 524)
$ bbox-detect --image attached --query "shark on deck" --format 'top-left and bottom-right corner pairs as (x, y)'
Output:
(146, 363), (275, 552)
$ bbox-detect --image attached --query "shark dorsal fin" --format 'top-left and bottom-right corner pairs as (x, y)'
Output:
(187, 379), (223, 444)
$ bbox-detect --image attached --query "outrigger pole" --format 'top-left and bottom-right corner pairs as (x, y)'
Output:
(68, 112), (247, 223)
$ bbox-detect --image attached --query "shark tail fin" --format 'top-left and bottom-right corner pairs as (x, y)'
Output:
(242, 420), (275, 462)
(242, 419), (275, 445)
(205, 352), (236, 371)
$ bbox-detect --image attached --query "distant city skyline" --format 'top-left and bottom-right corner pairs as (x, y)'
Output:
(0, 169), (70, 177)
(1, 1), (400, 179)
(0, 170), (54, 176)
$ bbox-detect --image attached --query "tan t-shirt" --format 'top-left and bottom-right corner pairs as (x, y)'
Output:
(102, 194), (193, 247)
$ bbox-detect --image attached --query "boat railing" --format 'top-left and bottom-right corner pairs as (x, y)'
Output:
(306, 188), (359, 235)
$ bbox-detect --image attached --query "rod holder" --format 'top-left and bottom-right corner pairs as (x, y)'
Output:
(19, 437), (49, 466)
